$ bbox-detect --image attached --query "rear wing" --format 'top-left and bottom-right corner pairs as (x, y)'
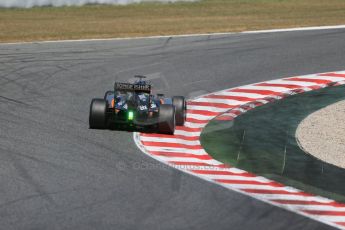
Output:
(114, 82), (151, 93)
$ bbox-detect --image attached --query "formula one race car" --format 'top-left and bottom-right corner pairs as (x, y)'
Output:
(89, 75), (186, 134)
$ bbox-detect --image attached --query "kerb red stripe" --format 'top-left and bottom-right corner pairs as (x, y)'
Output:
(169, 161), (217, 167)
(150, 151), (212, 160)
(215, 179), (283, 187)
(176, 126), (202, 132)
(141, 141), (202, 149)
(285, 77), (331, 84)
(204, 94), (253, 101)
(229, 88), (283, 96)
(188, 101), (235, 108)
(191, 170), (258, 177)
(302, 210), (345, 216)
(242, 189), (313, 196)
(140, 133), (199, 141)
(186, 118), (209, 124)
(319, 73), (345, 78)
(187, 109), (220, 116)
(335, 222), (345, 227)
(272, 200), (345, 207)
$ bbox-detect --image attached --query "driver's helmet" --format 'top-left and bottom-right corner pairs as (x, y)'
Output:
(115, 90), (133, 100)
(114, 92), (127, 110)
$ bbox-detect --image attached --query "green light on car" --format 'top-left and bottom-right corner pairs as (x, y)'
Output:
(128, 111), (134, 120)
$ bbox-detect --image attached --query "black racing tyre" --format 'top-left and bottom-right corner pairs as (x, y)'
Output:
(104, 90), (114, 100)
(89, 98), (108, 129)
(172, 96), (186, 126)
(158, 104), (176, 135)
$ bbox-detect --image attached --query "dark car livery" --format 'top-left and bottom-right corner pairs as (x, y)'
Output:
(89, 76), (186, 134)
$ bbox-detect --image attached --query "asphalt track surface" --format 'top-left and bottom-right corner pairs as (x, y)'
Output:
(1, 29), (345, 230)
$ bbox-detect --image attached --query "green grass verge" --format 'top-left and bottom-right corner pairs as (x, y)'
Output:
(1, 0), (345, 42)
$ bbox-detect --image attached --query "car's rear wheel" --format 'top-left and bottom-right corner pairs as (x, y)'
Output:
(158, 104), (175, 135)
(89, 98), (108, 129)
(172, 96), (186, 126)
